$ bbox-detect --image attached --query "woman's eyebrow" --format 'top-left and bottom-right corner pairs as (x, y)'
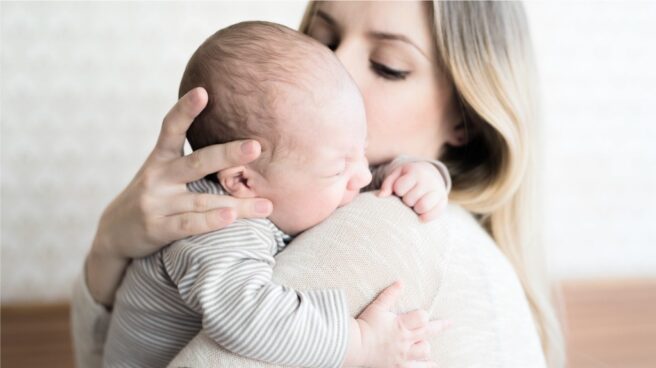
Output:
(368, 31), (430, 60)
(315, 9), (429, 60)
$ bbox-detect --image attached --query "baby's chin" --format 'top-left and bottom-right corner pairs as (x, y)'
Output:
(274, 217), (328, 237)
(338, 189), (359, 208)
(270, 201), (348, 236)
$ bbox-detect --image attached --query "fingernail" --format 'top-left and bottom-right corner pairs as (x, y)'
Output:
(241, 141), (255, 154)
(190, 87), (206, 104)
(190, 88), (200, 102)
(255, 200), (271, 214)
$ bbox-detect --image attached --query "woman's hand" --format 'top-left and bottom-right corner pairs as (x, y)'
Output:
(86, 87), (273, 306)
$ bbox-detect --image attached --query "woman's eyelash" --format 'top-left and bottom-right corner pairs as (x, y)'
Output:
(370, 60), (410, 81)
(327, 39), (339, 51)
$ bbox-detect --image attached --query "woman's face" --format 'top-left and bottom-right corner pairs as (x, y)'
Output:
(305, 1), (460, 165)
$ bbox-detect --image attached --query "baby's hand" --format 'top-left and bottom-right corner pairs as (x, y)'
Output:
(343, 281), (450, 368)
(378, 161), (449, 222)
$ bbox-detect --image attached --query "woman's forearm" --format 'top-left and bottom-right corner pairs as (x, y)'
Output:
(85, 231), (129, 307)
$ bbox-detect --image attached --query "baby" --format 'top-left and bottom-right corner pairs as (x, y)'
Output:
(103, 21), (450, 368)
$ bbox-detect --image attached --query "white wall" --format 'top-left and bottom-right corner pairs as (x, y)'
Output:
(1, 1), (655, 303)
(526, 1), (656, 278)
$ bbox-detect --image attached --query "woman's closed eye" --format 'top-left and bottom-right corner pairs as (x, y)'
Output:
(370, 60), (410, 81)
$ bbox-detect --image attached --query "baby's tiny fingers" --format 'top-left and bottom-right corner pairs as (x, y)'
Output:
(379, 167), (403, 197)
(406, 340), (432, 361)
(410, 319), (452, 341)
(402, 183), (425, 208)
(419, 198), (447, 222)
(401, 360), (438, 368)
(399, 309), (429, 330)
(394, 174), (418, 198)
(425, 319), (452, 337)
(414, 192), (441, 215)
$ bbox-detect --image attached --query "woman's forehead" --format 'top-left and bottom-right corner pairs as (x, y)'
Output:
(316, 1), (433, 51)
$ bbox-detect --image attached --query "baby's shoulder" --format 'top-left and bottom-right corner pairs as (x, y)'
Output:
(162, 218), (279, 259)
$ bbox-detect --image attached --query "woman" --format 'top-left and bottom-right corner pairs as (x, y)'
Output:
(72, 1), (564, 367)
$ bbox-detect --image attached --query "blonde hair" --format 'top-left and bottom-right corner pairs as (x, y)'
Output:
(301, 2), (565, 366)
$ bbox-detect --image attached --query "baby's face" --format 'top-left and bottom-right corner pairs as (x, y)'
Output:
(257, 82), (371, 235)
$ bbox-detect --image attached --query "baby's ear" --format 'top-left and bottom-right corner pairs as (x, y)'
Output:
(218, 166), (257, 198)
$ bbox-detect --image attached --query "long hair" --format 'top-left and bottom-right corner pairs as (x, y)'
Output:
(301, 2), (565, 367)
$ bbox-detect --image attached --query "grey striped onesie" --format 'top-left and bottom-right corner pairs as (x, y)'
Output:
(103, 179), (349, 368)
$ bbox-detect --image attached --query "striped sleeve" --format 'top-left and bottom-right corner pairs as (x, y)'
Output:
(71, 269), (110, 368)
(162, 220), (349, 368)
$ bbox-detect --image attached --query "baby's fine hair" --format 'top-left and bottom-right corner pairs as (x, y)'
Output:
(179, 21), (344, 164)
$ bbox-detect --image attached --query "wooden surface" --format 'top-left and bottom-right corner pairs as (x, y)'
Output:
(561, 279), (656, 368)
(2, 278), (655, 368)
(1, 303), (75, 368)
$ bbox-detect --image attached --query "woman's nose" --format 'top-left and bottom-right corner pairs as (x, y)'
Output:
(334, 38), (367, 92)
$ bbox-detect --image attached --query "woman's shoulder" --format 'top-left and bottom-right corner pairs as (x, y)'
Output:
(283, 192), (514, 305)
(337, 191), (495, 253)
(345, 192), (527, 295)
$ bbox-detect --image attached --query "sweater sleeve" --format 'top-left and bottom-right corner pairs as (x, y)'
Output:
(162, 220), (349, 368)
(70, 267), (112, 368)
(366, 155), (452, 193)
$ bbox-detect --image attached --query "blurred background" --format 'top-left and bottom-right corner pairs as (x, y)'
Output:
(2, 1), (655, 367)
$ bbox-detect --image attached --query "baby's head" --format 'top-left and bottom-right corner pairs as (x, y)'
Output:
(179, 21), (371, 235)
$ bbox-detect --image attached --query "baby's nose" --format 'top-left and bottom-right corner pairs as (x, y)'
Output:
(348, 165), (372, 191)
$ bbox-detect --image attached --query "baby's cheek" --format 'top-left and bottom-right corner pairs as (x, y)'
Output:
(288, 191), (341, 232)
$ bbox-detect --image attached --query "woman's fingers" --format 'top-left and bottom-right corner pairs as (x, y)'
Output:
(163, 140), (262, 184)
(399, 309), (429, 330)
(166, 192), (272, 218)
(156, 208), (239, 241)
(370, 281), (404, 310)
(154, 87), (208, 159)
(155, 195), (273, 241)
(406, 340), (432, 361)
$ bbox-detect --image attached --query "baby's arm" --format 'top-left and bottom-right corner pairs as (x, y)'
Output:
(162, 220), (437, 367)
(369, 156), (451, 222)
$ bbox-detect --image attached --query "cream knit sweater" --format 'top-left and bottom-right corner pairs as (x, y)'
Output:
(72, 193), (546, 367)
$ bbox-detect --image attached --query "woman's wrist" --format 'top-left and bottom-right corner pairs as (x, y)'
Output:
(85, 227), (129, 308)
